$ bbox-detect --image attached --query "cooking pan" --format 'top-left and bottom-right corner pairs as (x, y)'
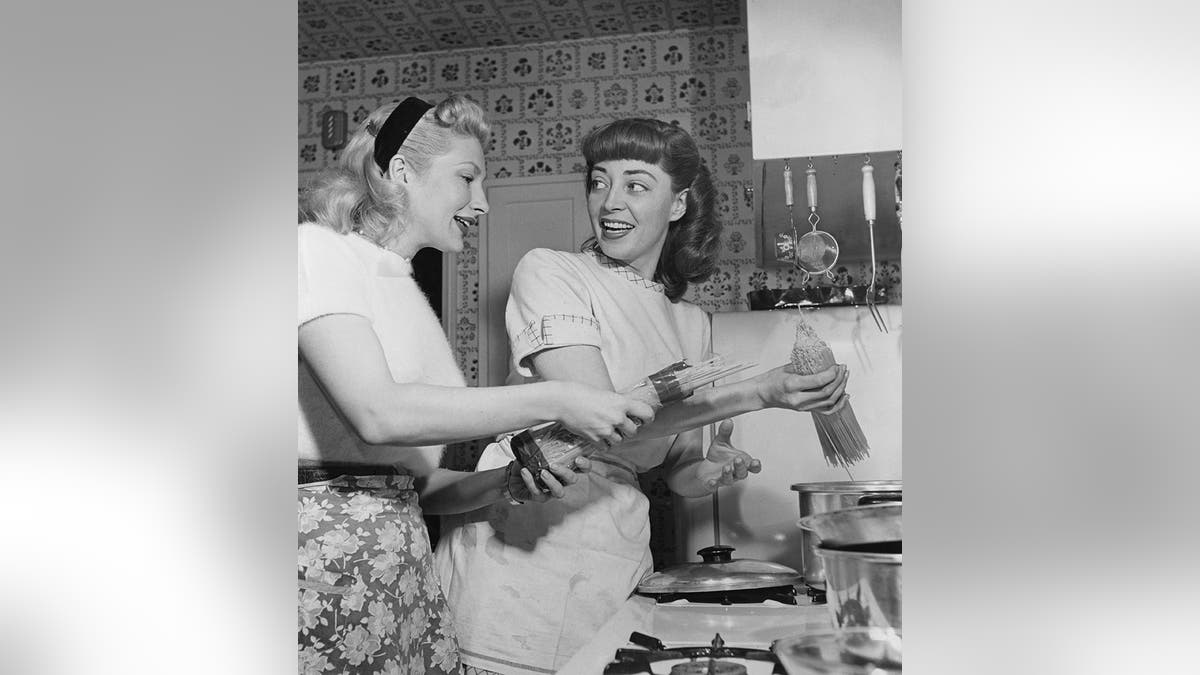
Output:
(798, 502), (901, 549)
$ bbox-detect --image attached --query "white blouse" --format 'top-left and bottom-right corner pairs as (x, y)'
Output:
(297, 223), (465, 466)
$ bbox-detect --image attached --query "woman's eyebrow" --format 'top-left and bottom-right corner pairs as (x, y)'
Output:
(456, 161), (483, 175)
(622, 169), (657, 180)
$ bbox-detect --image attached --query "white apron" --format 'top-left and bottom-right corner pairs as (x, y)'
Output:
(434, 248), (710, 673)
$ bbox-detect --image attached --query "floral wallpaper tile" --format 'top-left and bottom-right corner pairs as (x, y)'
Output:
(692, 31), (737, 69)
(521, 83), (562, 119)
(616, 41), (655, 75)
(542, 119), (580, 155)
(397, 57), (435, 91)
(597, 80), (636, 115)
(299, 66), (329, 100)
(299, 136), (322, 172)
(485, 85), (524, 120)
(503, 120), (542, 157)
(655, 34), (691, 72)
(469, 53), (504, 85)
(694, 107), (735, 145)
(562, 81), (598, 115)
(362, 60), (398, 94)
(504, 48), (543, 84)
(632, 75), (675, 113)
(433, 54), (470, 87)
(579, 43), (614, 78)
(540, 44), (580, 79)
(329, 63), (366, 96)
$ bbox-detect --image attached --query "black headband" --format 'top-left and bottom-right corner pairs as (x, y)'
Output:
(372, 96), (434, 173)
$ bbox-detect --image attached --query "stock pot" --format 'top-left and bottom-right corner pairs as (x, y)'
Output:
(816, 543), (902, 631)
(790, 481), (902, 590)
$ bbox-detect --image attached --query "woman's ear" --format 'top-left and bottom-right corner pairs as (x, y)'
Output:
(669, 189), (689, 222)
(387, 154), (408, 182)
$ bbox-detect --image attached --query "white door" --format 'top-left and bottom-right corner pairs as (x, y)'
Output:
(477, 173), (592, 387)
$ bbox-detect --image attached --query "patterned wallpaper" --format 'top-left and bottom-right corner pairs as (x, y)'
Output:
(299, 0), (744, 62)
(299, 26), (899, 386)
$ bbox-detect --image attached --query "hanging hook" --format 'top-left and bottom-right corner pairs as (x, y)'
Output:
(864, 153), (872, 165)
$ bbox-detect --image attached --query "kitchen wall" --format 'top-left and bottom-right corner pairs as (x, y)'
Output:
(298, 25), (902, 387)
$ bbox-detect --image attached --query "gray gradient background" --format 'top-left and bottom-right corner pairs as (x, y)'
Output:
(2, 1), (1198, 673)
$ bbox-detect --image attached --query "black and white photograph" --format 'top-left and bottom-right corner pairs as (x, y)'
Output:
(297, 1), (901, 672)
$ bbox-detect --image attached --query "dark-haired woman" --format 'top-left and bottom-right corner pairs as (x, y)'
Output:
(435, 118), (849, 674)
(297, 98), (656, 674)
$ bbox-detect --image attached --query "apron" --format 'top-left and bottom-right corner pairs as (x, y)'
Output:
(298, 473), (461, 674)
(434, 437), (662, 675)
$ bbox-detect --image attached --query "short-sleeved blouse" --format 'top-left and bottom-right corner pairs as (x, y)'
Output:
(505, 246), (711, 471)
(297, 223), (465, 465)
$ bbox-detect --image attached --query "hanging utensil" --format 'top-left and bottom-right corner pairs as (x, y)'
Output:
(861, 157), (888, 333)
(786, 160), (839, 284)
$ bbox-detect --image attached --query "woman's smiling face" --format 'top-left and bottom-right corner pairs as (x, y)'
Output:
(586, 159), (687, 277)
(401, 134), (489, 255)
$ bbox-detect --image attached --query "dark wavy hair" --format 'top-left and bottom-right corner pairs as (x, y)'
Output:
(580, 118), (721, 302)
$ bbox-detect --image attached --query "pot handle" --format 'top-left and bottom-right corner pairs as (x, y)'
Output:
(858, 492), (902, 506)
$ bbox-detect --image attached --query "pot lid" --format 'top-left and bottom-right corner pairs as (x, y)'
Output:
(636, 545), (802, 594)
(790, 480), (902, 494)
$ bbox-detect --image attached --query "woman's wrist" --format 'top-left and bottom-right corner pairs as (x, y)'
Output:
(501, 461), (524, 505)
(540, 380), (569, 424)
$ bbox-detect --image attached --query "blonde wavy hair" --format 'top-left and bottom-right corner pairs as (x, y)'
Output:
(299, 95), (490, 247)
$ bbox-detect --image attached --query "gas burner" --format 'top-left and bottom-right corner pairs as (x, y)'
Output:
(642, 584), (798, 606)
(603, 633), (784, 675)
(805, 584), (827, 604)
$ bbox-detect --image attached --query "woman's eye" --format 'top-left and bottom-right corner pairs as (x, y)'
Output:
(628, 183), (648, 193)
(462, 175), (474, 183)
(588, 179), (607, 190)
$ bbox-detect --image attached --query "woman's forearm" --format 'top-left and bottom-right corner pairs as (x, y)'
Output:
(635, 378), (764, 440)
(355, 381), (566, 445)
(414, 467), (509, 515)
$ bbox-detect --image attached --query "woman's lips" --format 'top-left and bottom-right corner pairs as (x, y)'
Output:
(600, 218), (634, 239)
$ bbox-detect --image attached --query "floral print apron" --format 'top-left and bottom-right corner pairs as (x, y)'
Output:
(298, 474), (461, 674)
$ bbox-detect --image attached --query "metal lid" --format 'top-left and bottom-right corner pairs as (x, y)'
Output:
(790, 480), (902, 494)
(636, 545), (802, 594)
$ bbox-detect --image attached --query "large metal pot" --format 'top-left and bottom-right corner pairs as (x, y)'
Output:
(816, 544), (902, 631)
(798, 502), (902, 549)
(791, 481), (902, 590)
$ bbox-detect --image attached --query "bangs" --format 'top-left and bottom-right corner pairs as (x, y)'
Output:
(581, 119), (669, 168)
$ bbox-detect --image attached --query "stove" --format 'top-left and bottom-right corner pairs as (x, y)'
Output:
(603, 632), (783, 675)
(560, 590), (834, 674)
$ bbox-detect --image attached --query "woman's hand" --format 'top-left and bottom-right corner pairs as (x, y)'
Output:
(505, 456), (593, 503)
(552, 382), (656, 447)
(696, 420), (762, 490)
(755, 364), (849, 415)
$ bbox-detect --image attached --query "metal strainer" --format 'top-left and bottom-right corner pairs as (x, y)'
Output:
(785, 160), (839, 282)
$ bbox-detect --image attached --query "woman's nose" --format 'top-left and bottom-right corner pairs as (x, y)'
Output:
(472, 183), (489, 215)
(601, 187), (625, 212)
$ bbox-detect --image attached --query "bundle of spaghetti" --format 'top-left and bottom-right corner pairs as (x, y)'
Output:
(789, 316), (870, 467)
(512, 356), (756, 483)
